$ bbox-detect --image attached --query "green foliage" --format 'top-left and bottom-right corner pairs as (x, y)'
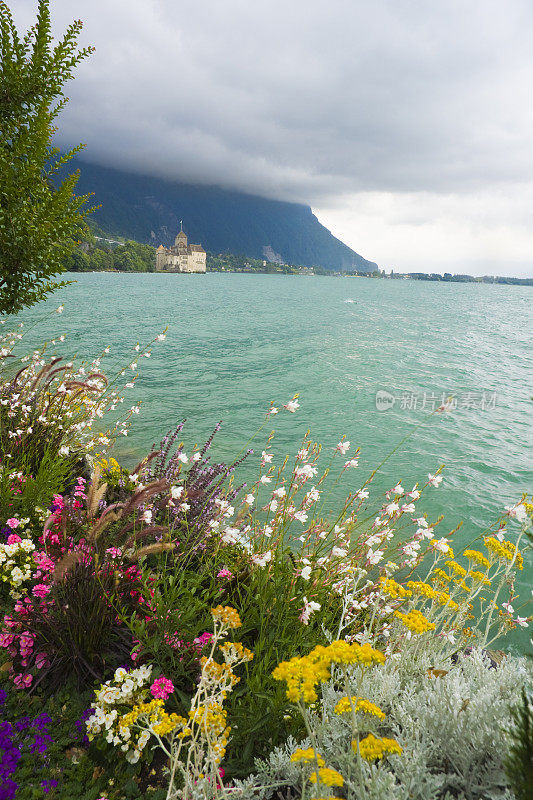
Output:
(0, 0), (95, 314)
(64, 237), (156, 272)
(505, 688), (533, 800)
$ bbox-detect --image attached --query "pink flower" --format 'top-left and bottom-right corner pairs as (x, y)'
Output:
(150, 676), (175, 700)
(217, 568), (233, 579)
(32, 584), (51, 599)
(193, 632), (213, 650)
(35, 652), (50, 669)
(6, 533), (21, 544)
(6, 518), (20, 529)
(14, 673), (33, 688)
(0, 633), (14, 648)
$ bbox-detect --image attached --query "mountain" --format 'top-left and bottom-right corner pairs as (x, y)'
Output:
(72, 161), (377, 272)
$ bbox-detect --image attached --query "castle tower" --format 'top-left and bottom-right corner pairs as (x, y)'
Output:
(174, 220), (188, 248)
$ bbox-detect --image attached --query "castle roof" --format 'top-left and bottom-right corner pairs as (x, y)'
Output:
(156, 244), (166, 251)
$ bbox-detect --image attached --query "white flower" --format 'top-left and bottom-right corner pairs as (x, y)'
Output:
(284, 399), (300, 413)
(179, 502), (190, 512)
(59, 445), (70, 456)
(505, 504), (528, 523)
(300, 565), (312, 580)
(259, 475), (272, 485)
(244, 493), (254, 505)
(191, 452), (201, 462)
(515, 616), (529, 627)
(409, 486), (421, 500)
(293, 510), (308, 523)
(295, 464), (317, 481)
(134, 344), (140, 351)
(268, 499), (278, 513)
(414, 517), (429, 528)
(502, 602), (514, 614)
(252, 551), (272, 567)
(344, 458), (359, 468)
(156, 333), (166, 341)
(367, 548), (384, 565)
(261, 451), (273, 463)
(391, 482), (404, 495)
(336, 440), (350, 455)
(125, 382), (135, 389)
(428, 473), (443, 487)
(273, 486), (286, 498)
(177, 453), (188, 464)
(401, 502), (416, 513)
(355, 488), (369, 500)
(170, 485), (184, 499)
(385, 502), (399, 516)
(268, 406), (279, 415)
(299, 597), (321, 625)
(432, 537), (451, 553)
(55, 305), (64, 313)
(331, 547), (347, 558)
(141, 509), (152, 524)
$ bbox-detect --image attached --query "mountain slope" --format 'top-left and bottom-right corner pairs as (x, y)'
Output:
(73, 161), (377, 272)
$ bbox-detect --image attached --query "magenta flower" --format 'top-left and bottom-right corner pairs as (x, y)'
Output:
(6, 534), (21, 544)
(217, 568), (233, 579)
(32, 584), (50, 599)
(150, 676), (174, 700)
(6, 518), (20, 529)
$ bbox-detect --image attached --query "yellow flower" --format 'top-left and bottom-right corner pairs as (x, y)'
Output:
(484, 537), (523, 569)
(379, 578), (412, 599)
(394, 608), (435, 635)
(272, 641), (385, 703)
(355, 733), (402, 760)
(468, 570), (491, 586)
(334, 695), (385, 719)
(211, 605), (242, 628)
(308, 767), (344, 787)
(407, 580), (438, 600)
(290, 747), (325, 766)
(445, 560), (467, 578)
(463, 549), (490, 569)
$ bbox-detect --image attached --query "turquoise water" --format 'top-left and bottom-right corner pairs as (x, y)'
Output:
(14, 272), (533, 644)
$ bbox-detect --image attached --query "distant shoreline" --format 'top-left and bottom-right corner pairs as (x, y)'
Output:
(75, 269), (533, 285)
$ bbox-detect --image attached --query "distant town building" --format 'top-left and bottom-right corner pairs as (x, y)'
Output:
(155, 223), (206, 273)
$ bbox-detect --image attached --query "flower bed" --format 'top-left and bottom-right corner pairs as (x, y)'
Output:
(0, 324), (531, 799)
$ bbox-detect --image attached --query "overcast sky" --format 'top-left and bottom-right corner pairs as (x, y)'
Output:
(15, 0), (533, 275)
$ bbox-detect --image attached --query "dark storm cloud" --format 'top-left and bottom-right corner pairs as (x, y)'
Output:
(13, 0), (533, 204)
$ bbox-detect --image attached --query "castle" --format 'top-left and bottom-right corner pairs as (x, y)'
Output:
(155, 224), (206, 273)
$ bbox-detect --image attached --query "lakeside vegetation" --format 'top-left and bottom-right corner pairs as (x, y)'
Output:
(0, 321), (531, 799)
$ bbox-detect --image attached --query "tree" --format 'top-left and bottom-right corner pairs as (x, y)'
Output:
(0, 0), (94, 314)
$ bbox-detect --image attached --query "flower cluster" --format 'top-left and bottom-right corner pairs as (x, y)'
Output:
(355, 732), (403, 761)
(0, 530), (35, 598)
(273, 641), (385, 704)
(85, 664), (177, 764)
